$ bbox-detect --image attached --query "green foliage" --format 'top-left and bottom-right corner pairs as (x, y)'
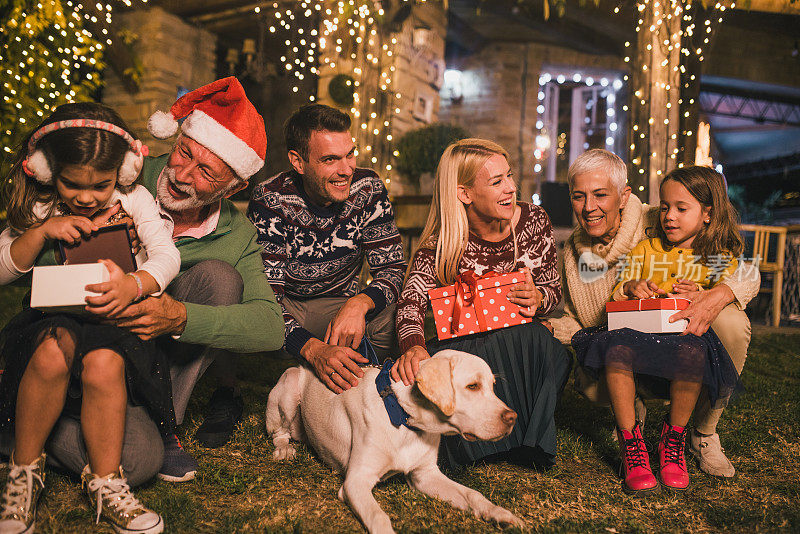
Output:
(395, 123), (469, 185)
(0, 1), (105, 174)
(327, 74), (355, 107)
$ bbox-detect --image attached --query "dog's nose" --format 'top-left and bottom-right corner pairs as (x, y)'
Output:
(501, 409), (517, 426)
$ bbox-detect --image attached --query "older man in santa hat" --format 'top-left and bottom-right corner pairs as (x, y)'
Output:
(104, 77), (284, 483)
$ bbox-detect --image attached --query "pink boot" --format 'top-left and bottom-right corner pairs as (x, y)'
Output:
(658, 420), (690, 491)
(617, 423), (659, 495)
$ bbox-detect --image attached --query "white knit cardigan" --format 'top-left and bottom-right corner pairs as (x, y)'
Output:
(552, 195), (759, 344)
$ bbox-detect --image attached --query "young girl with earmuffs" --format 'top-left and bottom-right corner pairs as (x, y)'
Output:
(0, 102), (179, 534)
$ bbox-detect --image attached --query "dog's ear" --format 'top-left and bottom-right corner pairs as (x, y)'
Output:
(415, 356), (456, 417)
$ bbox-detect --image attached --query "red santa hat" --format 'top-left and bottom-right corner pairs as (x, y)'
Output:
(147, 76), (266, 179)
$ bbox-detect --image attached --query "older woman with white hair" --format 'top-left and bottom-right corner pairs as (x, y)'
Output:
(550, 148), (760, 478)
(393, 138), (571, 468)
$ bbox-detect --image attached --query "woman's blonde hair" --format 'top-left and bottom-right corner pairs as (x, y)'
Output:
(410, 138), (513, 285)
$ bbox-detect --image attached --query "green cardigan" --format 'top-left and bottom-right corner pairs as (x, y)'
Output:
(141, 155), (284, 353)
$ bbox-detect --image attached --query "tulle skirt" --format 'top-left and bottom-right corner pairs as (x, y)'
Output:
(0, 307), (175, 434)
(429, 321), (572, 468)
(572, 326), (740, 408)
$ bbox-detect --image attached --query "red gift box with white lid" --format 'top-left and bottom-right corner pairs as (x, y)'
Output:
(428, 270), (533, 340)
(606, 297), (690, 333)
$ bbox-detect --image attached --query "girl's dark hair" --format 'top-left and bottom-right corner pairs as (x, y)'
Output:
(2, 102), (136, 230)
(284, 104), (351, 161)
(657, 165), (744, 261)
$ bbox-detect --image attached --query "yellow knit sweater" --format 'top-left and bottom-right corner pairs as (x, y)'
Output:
(611, 238), (738, 299)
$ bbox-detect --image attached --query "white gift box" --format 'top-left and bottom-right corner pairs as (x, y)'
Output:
(30, 263), (110, 314)
(606, 298), (690, 334)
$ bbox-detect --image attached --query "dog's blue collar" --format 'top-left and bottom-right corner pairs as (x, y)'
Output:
(375, 360), (417, 430)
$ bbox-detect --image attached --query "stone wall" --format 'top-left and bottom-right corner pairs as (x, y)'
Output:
(102, 7), (217, 156)
(438, 42), (626, 202)
(389, 2), (448, 142)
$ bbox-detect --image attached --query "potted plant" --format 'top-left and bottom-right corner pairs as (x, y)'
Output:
(395, 122), (469, 194)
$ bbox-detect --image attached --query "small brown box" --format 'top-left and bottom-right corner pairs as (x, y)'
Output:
(58, 223), (137, 273)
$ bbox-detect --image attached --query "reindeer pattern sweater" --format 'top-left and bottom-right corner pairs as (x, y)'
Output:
(396, 202), (561, 354)
(248, 168), (406, 357)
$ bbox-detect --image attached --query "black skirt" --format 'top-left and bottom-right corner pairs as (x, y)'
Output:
(429, 321), (572, 468)
(0, 307), (175, 434)
(571, 326), (740, 408)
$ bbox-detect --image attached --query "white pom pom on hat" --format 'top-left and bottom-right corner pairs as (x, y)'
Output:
(146, 109), (179, 139)
(145, 77), (266, 179)
(27, 150), (53, 184)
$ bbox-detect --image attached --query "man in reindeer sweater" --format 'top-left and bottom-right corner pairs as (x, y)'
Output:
(248, 104), (405, 394)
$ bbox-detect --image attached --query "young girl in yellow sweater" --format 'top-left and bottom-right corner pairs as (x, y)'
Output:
(573, 165), (743, 495)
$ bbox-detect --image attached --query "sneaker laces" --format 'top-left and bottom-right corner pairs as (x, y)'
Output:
(165, 434), (185, 451)
(86, 475), (143, 524)
(0, 464), (43, 521)
(662, 428), (687, 466)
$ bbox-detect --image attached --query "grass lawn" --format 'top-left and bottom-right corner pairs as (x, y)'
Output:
(0, 286), (798, 533)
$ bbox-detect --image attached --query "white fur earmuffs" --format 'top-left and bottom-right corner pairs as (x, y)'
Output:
(22, 118), (148, 186)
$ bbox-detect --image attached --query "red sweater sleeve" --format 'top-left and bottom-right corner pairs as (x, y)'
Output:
(396, 248), (437, 354)
(524, 206), (561, 315)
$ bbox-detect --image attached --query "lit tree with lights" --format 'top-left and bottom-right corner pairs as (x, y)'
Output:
(0, 0), (146, 175)
(623, 0), (736, 202)
(315, 0), (402, 182)
(261, 0), (438, 189)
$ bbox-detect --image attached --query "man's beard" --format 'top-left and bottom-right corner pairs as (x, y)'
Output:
(157, 167), (238, 212)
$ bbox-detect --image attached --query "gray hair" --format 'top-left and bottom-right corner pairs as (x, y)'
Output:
(567, 149), (627, 194)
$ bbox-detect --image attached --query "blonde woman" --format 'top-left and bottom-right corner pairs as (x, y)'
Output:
(392, 138), (571, 467)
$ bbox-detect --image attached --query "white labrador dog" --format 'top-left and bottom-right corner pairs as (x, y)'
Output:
(266, 349), (524, 534)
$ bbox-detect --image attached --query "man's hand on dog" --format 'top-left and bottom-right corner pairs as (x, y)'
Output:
(302, 338), (368, 394)
(325, 294), (374, 350)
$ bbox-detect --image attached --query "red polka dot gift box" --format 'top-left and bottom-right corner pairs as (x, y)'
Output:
(606, 297), (690, 334)
(428, 270), (532, 341)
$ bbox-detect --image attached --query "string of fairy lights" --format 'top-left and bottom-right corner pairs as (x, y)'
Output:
(317, 0), (399, 179)
(1, 0), (148, 156)
(622, 0), (733, 191)
(262, 1), (322, 95)
(258, 0), (425, 185)
(534, 71), (625, 182)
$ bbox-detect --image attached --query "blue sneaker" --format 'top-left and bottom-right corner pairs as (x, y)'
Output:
(158, 435), (198, 483)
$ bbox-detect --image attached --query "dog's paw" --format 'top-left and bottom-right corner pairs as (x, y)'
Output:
(487, 506), (524, 529)
(272, 443), (297, 461)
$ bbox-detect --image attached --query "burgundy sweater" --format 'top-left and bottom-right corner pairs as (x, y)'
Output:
(396, 202), (560, 353)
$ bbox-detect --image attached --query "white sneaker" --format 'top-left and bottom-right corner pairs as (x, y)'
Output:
(81, 466), (164, 534)
(689, 430), (735, 478)
(0, 453), (46, 534)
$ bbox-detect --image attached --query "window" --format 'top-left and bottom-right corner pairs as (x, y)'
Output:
(534, 72), (626, 183)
